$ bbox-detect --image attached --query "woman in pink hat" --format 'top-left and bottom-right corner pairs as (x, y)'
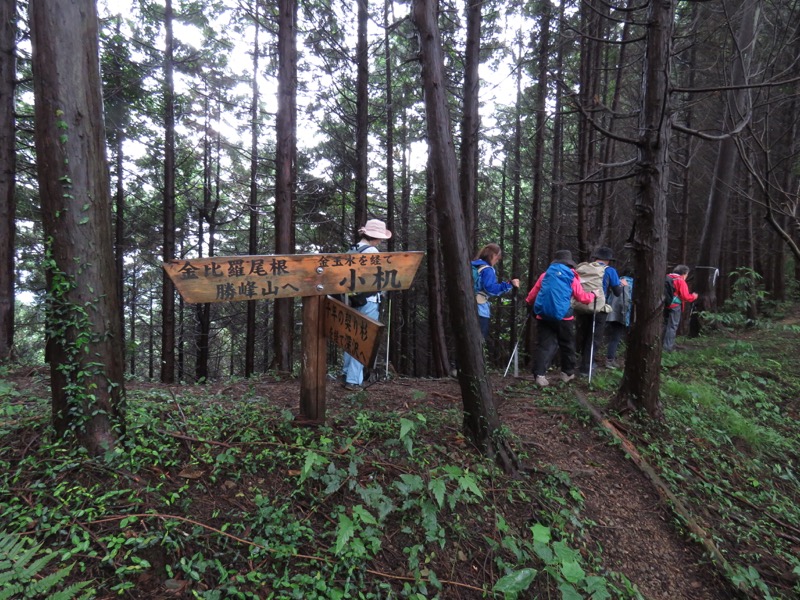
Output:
(342, 219), (392, 391)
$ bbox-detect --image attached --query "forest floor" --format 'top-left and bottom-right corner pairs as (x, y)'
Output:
(2, 310), (799, 598)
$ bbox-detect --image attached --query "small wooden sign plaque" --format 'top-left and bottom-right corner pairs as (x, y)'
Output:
(323, 296), (384, 368)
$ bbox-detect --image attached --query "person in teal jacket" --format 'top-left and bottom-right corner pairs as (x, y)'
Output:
(471, 243), (519, 339)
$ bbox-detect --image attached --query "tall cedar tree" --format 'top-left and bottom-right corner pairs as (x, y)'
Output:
(354, 0), (369, 229)
(245, 0), (261, 377)
(30, 0), (125, 453)
(161, 0), (177, 383)
(412, 0), (517, 473)
(272, 0), (297, 373)
(459, 0), (480, 254)
(610, 0), (675, 418)
(0, 0), (16, 362)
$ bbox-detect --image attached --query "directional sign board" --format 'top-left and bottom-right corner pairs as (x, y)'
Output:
(163, 252), (424, 304)
(323, 296), (384, 368)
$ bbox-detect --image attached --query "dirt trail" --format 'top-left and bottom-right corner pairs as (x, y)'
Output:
(497, 377), (732, 599)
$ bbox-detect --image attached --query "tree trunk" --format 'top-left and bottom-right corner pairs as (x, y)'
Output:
(458, 0), (481, 255)
(0, 0), (16, 363)
(610, 0), (675, 419)
(272, 0), (297, 374)
(425, 164), (450, 377)
(575, 0), (603, 259)
(30, 0), (125, 454)
(354, 0), (369, 229)
(694, 0), (761, 310)
(245, 0), (260, 377)
(384, 0), (396, 253)
(412, 0), (517, 473)
(160, 0), (176, 383)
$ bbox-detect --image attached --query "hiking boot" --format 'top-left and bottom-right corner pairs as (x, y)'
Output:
(535, 375), (549, 387)
(560, 372), (575, 383)
(342, 383), (362, 392)
(605, 359), (619, 369)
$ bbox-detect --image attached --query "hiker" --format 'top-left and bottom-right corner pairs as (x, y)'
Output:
(664, 265), (698, 352)
(471, 243), (520, 340)
(605, 274), (633, 368)
(342, 219), (392, 391)
(574, 247), (626, 376)
(526, 249), (600, 387)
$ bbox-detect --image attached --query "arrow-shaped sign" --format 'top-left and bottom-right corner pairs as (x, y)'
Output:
(163, 252), (424, 304)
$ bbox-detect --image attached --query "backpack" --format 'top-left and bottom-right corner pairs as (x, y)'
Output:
(348, 244), (372, 308)
(534, 263), (575, 321)
(571, 262), (611, 314)
(472, 264), (489, 304)
(664, 275), (677, 308)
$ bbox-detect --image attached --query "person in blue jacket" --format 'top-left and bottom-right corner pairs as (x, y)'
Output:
(471, 243), (519, 339)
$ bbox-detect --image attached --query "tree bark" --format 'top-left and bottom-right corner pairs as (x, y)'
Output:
(272, 0), (297, 374)
(160, 0), (176, 383)
(458, 0), (481, 255)
(245, 0), (260, 377)
(30, 0), (126, 453)
(0, 0), (16, 363)
(354, 0), (369, 229)
(412, 0), (517, 473)
(610, 0), (675, 419)
(425, 164), (450, 377)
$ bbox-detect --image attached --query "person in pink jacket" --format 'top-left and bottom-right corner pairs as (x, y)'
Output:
(526, 250), (599, 387)
(663, 265), (698, 352)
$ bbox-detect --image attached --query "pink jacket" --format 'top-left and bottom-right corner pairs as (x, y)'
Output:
(667, 273), (698, 309)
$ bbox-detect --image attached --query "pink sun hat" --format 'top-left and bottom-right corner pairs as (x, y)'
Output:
(358, 219), (392, 239)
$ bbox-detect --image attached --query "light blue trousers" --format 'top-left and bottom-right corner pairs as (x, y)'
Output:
(343, 300), (380, 385)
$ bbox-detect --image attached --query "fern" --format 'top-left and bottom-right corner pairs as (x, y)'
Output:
(0, 531), (95, 599)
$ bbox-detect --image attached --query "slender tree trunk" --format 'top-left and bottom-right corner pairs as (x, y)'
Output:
(0, 0), (16, 362)
(31, 0), (125, 453)
(382, 0), (397, 374)
(548, 0), (566, 260)
(272, 0), (297, 373)
(129, 260), (138, 375)
(610, 0), (675, 419)
(412, 0), (517, 473)
(398, 109), (412, 374)
(575, 0), (602, 259)
(507, 32), (523, 362)
(245, 0), (260, 377)
(596, 0), (632, 247)
(695, 0), (761, 310)
(160, 0), (176, 383)
(384, 0), (396, 252)
(459, 0), (481, 254)
(425, 167), (450, 376)
(354, 0), (369, 228)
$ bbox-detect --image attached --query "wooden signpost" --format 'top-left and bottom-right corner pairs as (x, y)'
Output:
(163, 251), (424, 423)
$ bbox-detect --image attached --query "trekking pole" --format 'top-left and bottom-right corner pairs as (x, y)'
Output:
(588, 295), (597, 384)
(384, 296), (392, 380)
(504, 309), (532, 377)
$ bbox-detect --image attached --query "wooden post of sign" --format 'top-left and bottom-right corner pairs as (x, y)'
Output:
(300, 296), (327, 423)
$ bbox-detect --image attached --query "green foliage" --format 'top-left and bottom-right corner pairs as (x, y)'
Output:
(702, 267), (768, 329)
(0, 384), (637, 598)
(620, 319), (800, 598)
(0, 532), (95, 599)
